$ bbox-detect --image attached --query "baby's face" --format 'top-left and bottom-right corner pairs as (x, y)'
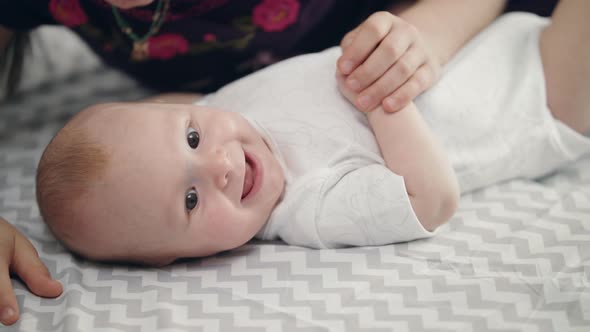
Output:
(76, 102), (285, 264)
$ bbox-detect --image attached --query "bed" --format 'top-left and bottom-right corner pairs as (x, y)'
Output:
(2, 27), (589, 332)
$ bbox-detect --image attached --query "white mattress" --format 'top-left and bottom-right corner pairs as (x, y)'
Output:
(1, 26), (589, 332)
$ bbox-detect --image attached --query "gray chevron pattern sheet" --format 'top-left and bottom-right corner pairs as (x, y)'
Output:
(2, 30), (590, 332)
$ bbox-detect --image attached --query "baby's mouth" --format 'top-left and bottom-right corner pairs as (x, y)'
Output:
(242, 153), (255, 199)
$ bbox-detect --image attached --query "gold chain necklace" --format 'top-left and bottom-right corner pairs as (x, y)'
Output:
(111, 0), (170, 61)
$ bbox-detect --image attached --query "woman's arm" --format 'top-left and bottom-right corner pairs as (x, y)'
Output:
(0, 26), (12, 52)
(0, 26), (14, 100)
(337, 0), (506, 113)
(397, 0), (506, 65)
(540, 0), (590, 135)
(366, 103), (460, 231)
(0, 26), (28, 100)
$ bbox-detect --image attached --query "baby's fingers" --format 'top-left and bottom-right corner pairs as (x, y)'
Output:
(12, 234), (63, 299)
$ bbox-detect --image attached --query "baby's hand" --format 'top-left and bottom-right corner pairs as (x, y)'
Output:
(337, 12), (441, 113)
(0, 217), (62, 326)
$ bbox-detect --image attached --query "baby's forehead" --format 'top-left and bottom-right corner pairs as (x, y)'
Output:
(81, 102), (166, 119)
(63, 103), (131, 136)
(81, 103), (165, 133)
(87, 102), (145, 120)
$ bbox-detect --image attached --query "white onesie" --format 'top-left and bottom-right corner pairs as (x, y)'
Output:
(199, 13), (590, 249)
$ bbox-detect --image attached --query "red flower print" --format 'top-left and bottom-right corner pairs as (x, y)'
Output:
(253, 0), (300, 32)
(49, 0), (88, 27)
(147, 34), (189, 60)
(203, 33), (217, 42)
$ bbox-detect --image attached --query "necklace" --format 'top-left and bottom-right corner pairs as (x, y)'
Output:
(111, 0), (170, 61)
(102, 0), (228, 22)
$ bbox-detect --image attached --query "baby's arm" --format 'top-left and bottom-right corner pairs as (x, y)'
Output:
(337, 72), (458, 230)
(337, 73), (458, 230)
(366, 103), (459, 230)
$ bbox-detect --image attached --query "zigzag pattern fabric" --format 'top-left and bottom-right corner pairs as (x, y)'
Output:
(2, 64), (589, 332)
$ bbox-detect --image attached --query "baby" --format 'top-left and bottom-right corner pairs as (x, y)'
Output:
(36, 101), (289, 266)
(36, 11), (590, 266)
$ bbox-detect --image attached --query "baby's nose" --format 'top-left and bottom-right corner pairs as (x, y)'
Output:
(206, 148), (232, 188)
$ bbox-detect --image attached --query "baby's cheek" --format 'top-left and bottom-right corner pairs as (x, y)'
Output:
(209, 209), (235, 232)
(216, 212), (255, 245)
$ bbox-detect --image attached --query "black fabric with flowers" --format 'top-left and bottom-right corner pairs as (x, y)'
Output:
(0, 0), (392, 92)
(0, 0), (556, 93)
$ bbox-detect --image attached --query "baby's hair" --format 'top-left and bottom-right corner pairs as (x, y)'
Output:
(36, 116), (110, 246)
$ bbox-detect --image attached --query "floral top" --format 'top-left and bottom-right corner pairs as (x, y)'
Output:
(0, 0), (391, 92)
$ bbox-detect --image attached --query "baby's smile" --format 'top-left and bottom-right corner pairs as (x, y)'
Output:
(241, 150), (261, 201)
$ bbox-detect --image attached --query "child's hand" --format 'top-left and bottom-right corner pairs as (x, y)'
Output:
(337, 11), (441, 113)
(0, 217), (62, 326)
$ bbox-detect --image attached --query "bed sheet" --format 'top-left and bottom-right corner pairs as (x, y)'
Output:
(1, 37), (589, 332)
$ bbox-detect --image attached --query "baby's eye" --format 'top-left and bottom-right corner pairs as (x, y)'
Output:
(185, 189), (199, 211)
(187, 127), (200, 149)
